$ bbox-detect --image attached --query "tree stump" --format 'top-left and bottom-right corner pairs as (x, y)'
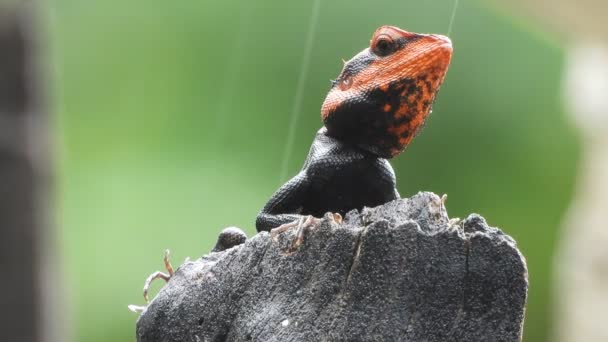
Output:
(136, 192), (528, 342)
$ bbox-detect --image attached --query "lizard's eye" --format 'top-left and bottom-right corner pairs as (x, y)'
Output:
(372, 35), (396, 57)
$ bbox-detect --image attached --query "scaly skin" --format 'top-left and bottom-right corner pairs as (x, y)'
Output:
(256, 26), (453, 233)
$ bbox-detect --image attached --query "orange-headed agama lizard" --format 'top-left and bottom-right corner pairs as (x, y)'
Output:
(256, 26), (453, 243)
(135, 26), (452, 303)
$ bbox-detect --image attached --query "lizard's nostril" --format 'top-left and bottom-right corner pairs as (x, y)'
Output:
(429, 34), (452, 47)
(340, 76), (353, 91)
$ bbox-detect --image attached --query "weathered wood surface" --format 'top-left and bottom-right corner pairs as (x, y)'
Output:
(136, 192), (528, 342)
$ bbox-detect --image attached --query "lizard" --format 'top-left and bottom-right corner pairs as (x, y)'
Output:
(134, 26), (452, 304)
(256, 25), (453, 246)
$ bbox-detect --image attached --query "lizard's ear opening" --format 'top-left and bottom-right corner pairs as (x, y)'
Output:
(321, 26), (452, 159)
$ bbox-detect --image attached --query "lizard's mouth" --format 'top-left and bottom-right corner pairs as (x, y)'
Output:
(322, 29), (452, 158)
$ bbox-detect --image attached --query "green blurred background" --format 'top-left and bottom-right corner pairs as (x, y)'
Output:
(48, 0), (579, 341)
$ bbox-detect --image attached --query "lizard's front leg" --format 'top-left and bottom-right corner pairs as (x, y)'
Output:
(271, 213), (343, 253)
(255, 172), (312, 232)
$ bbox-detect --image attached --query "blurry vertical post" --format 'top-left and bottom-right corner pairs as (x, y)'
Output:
(0, 2), (57, 342)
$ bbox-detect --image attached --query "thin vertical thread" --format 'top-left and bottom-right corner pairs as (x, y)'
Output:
(278, 0), (322, 184)
(447, 0), (460, 36)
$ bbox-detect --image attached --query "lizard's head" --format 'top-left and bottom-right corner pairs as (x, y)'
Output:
(321, 26), (453, 158)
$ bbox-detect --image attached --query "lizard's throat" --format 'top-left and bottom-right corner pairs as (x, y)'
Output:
(323, 77), (439, 159)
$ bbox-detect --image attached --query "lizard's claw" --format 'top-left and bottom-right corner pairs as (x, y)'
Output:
(143, 249), (174, 303)
(292, 215), (320, 250)
(271, 215), (321, 253)
(270, 217), (305, 243)
(330, 212), (343, 224)
(270, 217), (296, 242)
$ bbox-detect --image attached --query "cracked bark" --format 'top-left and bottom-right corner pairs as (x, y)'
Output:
(135, 192), (528, 342)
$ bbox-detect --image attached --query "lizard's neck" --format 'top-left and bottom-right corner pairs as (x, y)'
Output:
(318, 126), (387, 160)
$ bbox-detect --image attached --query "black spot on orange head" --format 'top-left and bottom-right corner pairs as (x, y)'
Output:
(321, 25), (453, 158)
